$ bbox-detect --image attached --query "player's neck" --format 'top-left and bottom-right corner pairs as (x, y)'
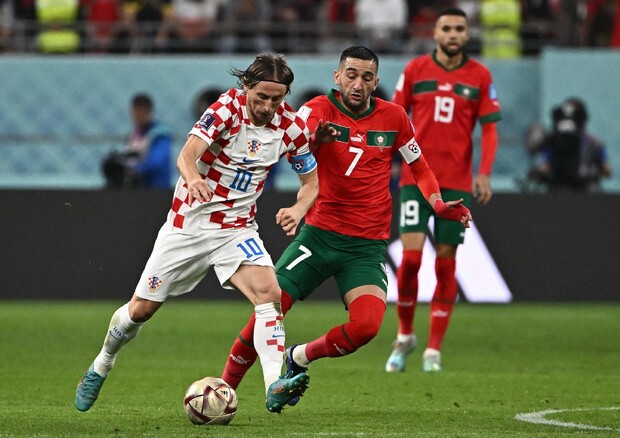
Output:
(435, 49), (463, 70)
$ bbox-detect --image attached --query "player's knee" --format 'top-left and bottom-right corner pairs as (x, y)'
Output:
(348, 319), (381, 348)
(129, 298), (161, 322)
(252, 283), (281, 305)
(434, 257), (457, 301)
(401, 249), (423, 273)
(347, 296), (386, 348)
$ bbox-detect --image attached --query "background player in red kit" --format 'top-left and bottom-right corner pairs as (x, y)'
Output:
(385, 8), (502, 374)
(220, 46), (471, 402)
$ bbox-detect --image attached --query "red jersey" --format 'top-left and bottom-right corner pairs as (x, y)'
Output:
(393, 51), (502, 191)
(299, 90), (422, 240)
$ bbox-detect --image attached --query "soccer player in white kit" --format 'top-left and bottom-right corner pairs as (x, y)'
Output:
(75, 53), (319, 414)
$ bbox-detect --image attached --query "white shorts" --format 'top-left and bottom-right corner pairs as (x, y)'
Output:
(134, 223), (275, 302)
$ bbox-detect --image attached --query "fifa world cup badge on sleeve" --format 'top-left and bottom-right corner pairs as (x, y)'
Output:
(399, 140), (422, 164)
(198, 113), (216, 131)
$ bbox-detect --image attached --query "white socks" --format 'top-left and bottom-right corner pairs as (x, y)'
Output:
(253, 302), (285, 392)
(292, 344), (310, 368)
(93, 303), (143, 377)
(397, 333), (414, 344)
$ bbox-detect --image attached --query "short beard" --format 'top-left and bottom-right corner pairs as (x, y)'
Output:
(439, 43), (464, 58)
(341, 94), (367, 113)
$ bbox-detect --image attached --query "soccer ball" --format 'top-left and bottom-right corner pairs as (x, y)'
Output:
(183, 377), (238, 425)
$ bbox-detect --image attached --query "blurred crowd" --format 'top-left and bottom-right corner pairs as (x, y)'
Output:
(0, 0), (619, 55)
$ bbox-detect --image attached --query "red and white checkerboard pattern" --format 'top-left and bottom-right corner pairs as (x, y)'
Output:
(167, 88), (311, 233)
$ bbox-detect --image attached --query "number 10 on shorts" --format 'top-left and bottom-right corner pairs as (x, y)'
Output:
(237, 238), (265, 261)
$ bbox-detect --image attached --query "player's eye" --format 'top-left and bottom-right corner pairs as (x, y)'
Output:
(442, 25), (466, 32)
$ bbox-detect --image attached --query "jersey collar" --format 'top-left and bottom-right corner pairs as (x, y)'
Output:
(327, 89), (375, 120)
(431, 49), (469, 72)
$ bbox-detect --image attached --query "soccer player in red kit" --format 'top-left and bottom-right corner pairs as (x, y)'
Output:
(220, 46), (471, 404)
(385, 8), (502, 373)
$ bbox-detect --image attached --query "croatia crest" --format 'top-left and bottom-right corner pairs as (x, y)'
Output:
(247, 139), (262, 157)
(148, 275), (163, 294)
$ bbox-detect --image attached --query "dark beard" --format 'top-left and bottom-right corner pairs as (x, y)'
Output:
(439, 43), (464, 58)
(341, 94), (367, 113)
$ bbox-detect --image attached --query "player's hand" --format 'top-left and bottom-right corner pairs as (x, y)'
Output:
(433, 198), (472, 228)
(187, 179), (213, 204)
(276, 206), (304, 236)
(474, 174), (492, 205)
(312, 120), (340, 147)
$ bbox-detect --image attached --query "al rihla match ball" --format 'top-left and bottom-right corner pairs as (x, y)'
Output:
(183, 377), (238, 425)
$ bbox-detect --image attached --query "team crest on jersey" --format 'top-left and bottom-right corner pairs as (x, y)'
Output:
(247, 139), (262, 157)
(148, 276), (162, 294)
(375, 134), (386, 146)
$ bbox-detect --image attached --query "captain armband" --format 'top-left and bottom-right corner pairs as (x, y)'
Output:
(290, 152), (317, 174)
(399, 139), (422, 164)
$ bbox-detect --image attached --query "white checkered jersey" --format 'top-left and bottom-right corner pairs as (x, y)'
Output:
(167, 88), (314, 234)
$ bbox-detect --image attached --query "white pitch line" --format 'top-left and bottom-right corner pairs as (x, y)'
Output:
(515, 406), (620, 432)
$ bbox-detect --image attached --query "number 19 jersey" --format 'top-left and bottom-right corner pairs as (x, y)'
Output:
(393, 52), (502, 191)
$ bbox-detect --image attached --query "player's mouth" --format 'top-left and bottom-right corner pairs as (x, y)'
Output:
(349, 92), (363, 102)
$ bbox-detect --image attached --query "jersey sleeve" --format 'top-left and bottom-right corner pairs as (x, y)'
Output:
(297, 100), (321, 133)
(392, 61), (414, 113)
(478, 69), (502, 124)
(394, 108), (421, 164)
(188, 88), (237, 144)
(284, 108), (317, 175)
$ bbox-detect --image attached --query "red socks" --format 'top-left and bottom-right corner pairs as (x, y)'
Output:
(305, 294), (385, 361)
(428, 257), (457, 350)
(396, 250), (422, 335)
(221, 292), (293, 389)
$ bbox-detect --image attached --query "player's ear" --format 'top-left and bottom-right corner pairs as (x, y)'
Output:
(333, 70), (340, 85)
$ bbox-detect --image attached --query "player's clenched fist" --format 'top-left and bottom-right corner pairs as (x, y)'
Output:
(276, 206), (304, 236)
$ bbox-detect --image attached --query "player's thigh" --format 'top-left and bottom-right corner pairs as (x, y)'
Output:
(229, 264), (279, 304)
(399, 185), (432, 234)
(333, 238), (389, 299)
(434, 189), (472, 246)
(212, 227), (276, 294)
(134, 225), (212, 302)
(275, 225), (340, 302)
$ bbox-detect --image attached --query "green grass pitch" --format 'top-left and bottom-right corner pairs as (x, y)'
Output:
(0, 300), (619, 437)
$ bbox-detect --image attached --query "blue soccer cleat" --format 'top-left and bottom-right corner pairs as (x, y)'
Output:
(284, 345), (308, 406)
(385, 335), (417, 373)
(265, 372), (310, 413)
(75, 364), (106, 412)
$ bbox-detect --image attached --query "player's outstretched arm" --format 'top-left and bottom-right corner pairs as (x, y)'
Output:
(433, 198), (472, 227)
(408, 154), (472, 228)
(276, 167), (318, 236)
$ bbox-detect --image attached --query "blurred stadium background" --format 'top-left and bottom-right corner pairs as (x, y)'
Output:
(1, 0), (619, 303)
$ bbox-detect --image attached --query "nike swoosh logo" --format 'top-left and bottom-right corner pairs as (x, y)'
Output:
(272, 334), (285, 338)
(243, 157), (259, 163)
